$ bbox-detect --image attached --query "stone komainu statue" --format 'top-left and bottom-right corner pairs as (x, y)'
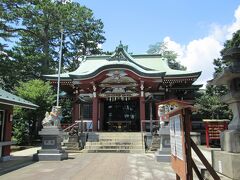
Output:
(42, 106), (62, 127)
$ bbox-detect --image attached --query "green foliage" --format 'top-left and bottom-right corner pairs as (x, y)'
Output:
(59, 97), (72, 124)
(0, 0), (105, 89)
(147, 42), (186, 70)
(195, 85), (230, 119)
(222, 30), (240, 53)
(13, 79), (55, 145)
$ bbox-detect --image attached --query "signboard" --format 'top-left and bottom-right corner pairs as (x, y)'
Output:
(169, 108), (189, 180)
(203, 119), (229, 148)
(170, 114), (183, 160)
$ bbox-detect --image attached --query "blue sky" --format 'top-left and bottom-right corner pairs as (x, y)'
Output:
(77, 0), (239, 53)
(76, 0), (240, 86)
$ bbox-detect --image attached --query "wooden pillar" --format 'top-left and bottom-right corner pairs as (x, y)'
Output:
(140, 81), (145, 131)
(140, 96), (145, 131)
(72, 95), (80, 123)
(149, 102), (153, 133)
(3, 109), (13, 157)
(92, 97), (98, 131)
(205, 122), (209, 148)
(92, 84), (98, 131)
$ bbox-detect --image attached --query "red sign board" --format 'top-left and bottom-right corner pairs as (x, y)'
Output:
(203, 119), (229, 148)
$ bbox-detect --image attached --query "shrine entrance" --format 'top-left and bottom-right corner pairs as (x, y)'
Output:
(103, 99), (140, 132)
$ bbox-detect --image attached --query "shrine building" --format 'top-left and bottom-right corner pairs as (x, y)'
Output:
(44, 43), (201, 132)
(0, 88), (38, 161)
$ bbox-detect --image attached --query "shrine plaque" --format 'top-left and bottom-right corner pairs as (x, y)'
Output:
(43, 140), (55, 146)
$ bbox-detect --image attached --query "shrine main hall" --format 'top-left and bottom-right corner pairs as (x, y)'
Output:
(44, 43), (201, 132)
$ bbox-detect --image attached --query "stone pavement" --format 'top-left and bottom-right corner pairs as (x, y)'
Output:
(0, 147), (41, 176)
(1, 146), (232, 180)
(1, 152), (175, 180)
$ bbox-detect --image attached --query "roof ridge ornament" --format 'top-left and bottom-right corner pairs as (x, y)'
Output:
(107, 42), (131, 62)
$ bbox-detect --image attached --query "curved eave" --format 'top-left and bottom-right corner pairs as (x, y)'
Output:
(69, 64), (166, 80)
(44, 76), (72, 81)
(0, 99), (38, 109)
(165, 71), (202, 78)
(42, 72), (71, 80)
(170, 84), (203, 90)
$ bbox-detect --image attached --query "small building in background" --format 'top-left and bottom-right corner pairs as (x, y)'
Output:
(0, 88), (38, 161)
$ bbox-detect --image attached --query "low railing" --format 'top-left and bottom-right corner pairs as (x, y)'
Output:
(140, 120), (162, 134)
(62, 120), (93, 146)
(62, 120), (93, 134)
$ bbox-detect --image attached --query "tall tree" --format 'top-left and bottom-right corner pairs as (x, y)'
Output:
(0, 0), (105, 89)
(147, 42), (186, 70)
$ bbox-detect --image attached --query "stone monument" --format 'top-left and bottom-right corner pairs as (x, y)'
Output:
(210, 47), (240, 179)
(34, 106), (68, 161)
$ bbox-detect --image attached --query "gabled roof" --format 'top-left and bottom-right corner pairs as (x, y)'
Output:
(44, 43), (201, 80)
(0, 89), (39, 109)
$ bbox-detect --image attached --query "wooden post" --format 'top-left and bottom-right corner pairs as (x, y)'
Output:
(92, 97), (98, 131)
(190, 138), (220, 180)
(2, 109), (13, 157)
(149, 101), (153, 133)
(140, 96), (145, 131)
(205, 122), (209, 148)
(183, 108), (193, 180)
(72, 94), (80, 123)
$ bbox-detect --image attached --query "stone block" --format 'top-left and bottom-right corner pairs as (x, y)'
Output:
(212, 150), (240, 180)
(190, 132), (201, 145)
(220, 130), (240, 152)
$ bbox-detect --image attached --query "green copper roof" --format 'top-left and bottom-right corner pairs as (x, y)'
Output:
(0, 89), (39, 109)
(44, 43), (201, 80)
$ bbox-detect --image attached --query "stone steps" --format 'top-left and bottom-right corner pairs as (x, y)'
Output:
(86, 142), (142, 145)
(62, 135), (81, 151)
(85, 145), (143, 149)
(83, 132), (145, 153)
(82, 149), (144, 153)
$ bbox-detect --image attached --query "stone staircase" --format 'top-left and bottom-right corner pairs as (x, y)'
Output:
(63, 135), (81, 151)
(82, 132), (145, 153)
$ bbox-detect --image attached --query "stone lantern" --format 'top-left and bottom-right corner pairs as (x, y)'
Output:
(210, 47), (240, 179)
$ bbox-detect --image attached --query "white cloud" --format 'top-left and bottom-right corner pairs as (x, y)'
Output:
(163, 5), (240, 87)
(227, 5), (240, 38)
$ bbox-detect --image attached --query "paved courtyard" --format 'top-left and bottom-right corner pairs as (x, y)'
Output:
(0, 153), (175, 180)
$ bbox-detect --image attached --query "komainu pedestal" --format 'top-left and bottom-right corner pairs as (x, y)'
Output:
(155, 126), (171, 162)
(34, 126), (68, 161)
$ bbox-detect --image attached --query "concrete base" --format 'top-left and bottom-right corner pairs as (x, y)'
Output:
(35, 126), (68, 161)
(0, 155), (11, 162)
(144, 133), (152, 149)
(34, 149), (68, 161)
(190, 132), (201, 145)
(212, 150), (240, 180)
(220, 130), (240, 152)
(155, 150), (171, 162)
(155, 127), (170, 162)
